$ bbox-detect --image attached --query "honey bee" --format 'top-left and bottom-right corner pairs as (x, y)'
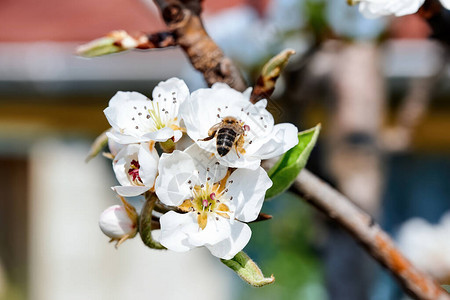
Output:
(199, 116), (249, 157)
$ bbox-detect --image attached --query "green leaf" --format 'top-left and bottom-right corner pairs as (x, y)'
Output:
(221, 251), (275, 287)
(442, 285), (450, 293)
(76, 37), (124, 58)
(85, 129), (109, 162)
(265, 124), (321, 200)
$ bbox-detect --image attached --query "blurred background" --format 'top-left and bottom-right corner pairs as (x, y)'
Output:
(0, 0), (449, 299)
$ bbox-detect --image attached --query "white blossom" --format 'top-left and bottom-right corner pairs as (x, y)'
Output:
(99, 204), (138, 247)
(154, 144), (272, 259)
(180, 83), (298, 170)
(357, 0), (425, 18)
(104, 78), (189, 144)
(112, 143), (159, 197)
(397, 212), (450, 283)
(441, 0), (450, 9)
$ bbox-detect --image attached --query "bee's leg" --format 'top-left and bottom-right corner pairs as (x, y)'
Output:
(198, 134), (215, 142)
(198, 129), (217, 142)
(235, 135), (246, 158)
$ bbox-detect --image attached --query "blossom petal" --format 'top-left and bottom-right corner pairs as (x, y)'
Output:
(112, 144), (140, 187)
(138, 143), (159, 187)
(155, 150), (199, 206)
(141, 127), (175, 142)
(359, 0), (424, 18)
(186, 215), (231, 247)
(206, 221), (251, 259)
(249, 123), (298, 159)
(216, 151), (261, 170)
(441, 0), (450, 9)
(159, 211), (198, 252)
(113, 185), (150, 197)
(184, 144), (228, 183)
(151, 77), (190, 112)
(106, 129), (126, 156)
(227, 167), (272, 222)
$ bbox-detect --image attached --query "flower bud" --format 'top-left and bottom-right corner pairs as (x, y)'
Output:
(99, 204), (138, 248)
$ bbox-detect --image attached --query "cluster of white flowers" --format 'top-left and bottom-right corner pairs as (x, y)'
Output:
(397, 212), (450, 283)
(354, 0), (450, 19)
(98, 78), (298, 259)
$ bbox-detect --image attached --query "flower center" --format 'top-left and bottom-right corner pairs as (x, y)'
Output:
(178, 183), (230, 230)
(128, 160), (143, 184)
(148, 102), (166, 130)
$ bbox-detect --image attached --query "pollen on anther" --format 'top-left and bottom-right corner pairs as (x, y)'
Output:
(230, 196), (233, 200)
(133, 106), (137, 109)
(147, 115), (150, 119)
(201, 184), (204, 188)
(249, 141), (253, 144)
(138, 112), (142, 116)
(158, 94), (161, 97)
(188, 180), (191, 184)
(135, 126), (139, 129)
(217, 114), (220, 118)
(132, 117), (135, 121)
(207, 177), (211, 181)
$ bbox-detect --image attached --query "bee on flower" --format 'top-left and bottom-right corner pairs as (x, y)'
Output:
(180, 83), (298, 170)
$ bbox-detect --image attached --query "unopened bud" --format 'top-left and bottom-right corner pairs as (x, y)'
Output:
(99, 204), (138, 248)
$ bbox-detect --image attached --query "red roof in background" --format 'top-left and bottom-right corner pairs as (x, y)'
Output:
(0, 0), (245, 42)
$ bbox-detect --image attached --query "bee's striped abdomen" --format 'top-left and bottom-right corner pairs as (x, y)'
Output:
(216, 128), (237, 156)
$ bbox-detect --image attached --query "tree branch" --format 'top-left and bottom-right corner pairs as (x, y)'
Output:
(293, 169), (450, 300)
(149, 1), (450, 299)
(153, 0), (247, 91)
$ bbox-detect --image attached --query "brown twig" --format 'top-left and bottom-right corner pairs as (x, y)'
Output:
(293, 169), (450, 300)
(153, 0), (247, 91)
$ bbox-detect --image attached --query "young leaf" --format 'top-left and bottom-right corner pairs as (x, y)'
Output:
(221, 251), (275, 287)
(443, 285), (450, 293)
(265, 124), (321, 200)
(85, 129), (109, 162)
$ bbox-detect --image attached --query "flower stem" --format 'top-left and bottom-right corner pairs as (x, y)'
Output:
(139, 192), (166, 250)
